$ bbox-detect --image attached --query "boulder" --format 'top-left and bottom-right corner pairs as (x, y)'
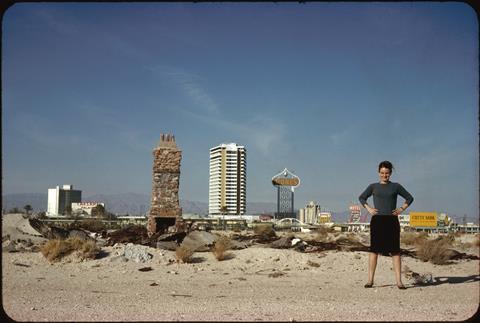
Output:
(229, 240), (249, 250)
(156, 231), (186, 243)
(180, 230), (218, 252)
(156, 241), (178, 251)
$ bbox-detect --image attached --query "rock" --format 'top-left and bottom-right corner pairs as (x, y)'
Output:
(269, 236), (293, 249)
(28, 219), (65, 239)
(68, 229), (95, 242)
(181, 230), (217, 252)
(156, 241), (178, 251)
(2, 240), (17, 252)
(229, 240), (249, 250)
(123, 243), (153, 263)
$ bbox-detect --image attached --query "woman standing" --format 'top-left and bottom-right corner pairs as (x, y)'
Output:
(359, 161), (414, 289)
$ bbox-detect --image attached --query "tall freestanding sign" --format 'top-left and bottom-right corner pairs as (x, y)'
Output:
(272, 168), (300, 220)
(147, 133), (182, 235)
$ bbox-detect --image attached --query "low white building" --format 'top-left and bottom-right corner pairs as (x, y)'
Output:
(71, 202), (105, 216)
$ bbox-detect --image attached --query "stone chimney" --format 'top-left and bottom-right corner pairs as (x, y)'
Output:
(147, 133), (182, 235)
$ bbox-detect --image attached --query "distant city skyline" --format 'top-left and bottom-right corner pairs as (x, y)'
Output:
(2, 3), (478, 218)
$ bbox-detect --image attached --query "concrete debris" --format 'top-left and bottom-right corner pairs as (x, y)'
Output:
(2, 239), (41, 253)
(123, 243), (153, 263)
(291, 238), (303, 246)
(404, 266), (434, 285)
(28, 218), (94, 242)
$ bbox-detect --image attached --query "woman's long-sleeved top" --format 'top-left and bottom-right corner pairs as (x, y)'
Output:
(359, 182), (414, 215)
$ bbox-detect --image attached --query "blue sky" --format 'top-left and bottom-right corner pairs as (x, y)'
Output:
(2, 3), (478, 218)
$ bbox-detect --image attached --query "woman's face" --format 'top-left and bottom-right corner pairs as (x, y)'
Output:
(378, 167), (391, 183)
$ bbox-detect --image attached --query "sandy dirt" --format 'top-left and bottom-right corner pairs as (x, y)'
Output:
(2, 236), (479, 322)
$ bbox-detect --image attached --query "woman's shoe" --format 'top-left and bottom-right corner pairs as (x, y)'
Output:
(397, 284), (407, 290)
(364, 282), (373, 288)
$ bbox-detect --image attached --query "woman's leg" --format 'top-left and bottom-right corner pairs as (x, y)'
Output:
(367, 252), (378, 284)
(392, 253), (404, 286)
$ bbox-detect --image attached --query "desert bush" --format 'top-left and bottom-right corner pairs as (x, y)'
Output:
(81, 240), (98, 259)
(401, 231), (428, 246)
(314, 226), (332, 242)
(474, 235), (480, 247)
(212, 235), (232, 261)
(175, 245), (194, 263)
(415, 237), (453, 265)
(40, 237), (100, 262)
(253, 223), (275, 237)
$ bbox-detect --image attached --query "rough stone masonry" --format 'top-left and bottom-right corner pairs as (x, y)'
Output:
(147, 133), (182, 235)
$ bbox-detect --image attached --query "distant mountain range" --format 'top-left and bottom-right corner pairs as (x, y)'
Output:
(2, 192), (278, 216)
(4, 193), (475, 224)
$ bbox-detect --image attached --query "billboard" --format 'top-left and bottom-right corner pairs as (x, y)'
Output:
(409, 212), (438, 227)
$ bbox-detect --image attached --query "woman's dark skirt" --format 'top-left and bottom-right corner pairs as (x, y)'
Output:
(370, 215), (400, 256)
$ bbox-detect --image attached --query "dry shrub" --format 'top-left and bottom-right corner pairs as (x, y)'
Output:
(212, 235), (232, 261)
(315, 226), (332, 242)
(474, 235), (480, 247)
(253, 224), (275, 237)
(41, 239), (72, 262)
(415, 237), (453, 265)
(40, 237), (100, 262)
(175, 245), (194, 263)
(401, 231), (428, 246)
(81, 240), (99, 259)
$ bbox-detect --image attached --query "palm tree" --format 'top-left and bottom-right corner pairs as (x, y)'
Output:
(24, 204), (32, 215)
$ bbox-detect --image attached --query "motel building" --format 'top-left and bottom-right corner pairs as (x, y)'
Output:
(71, 202), (105, 216)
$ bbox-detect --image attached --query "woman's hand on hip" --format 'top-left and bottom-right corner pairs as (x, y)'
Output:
(366, 206), (378, 216)
(392, 208), (403, 216)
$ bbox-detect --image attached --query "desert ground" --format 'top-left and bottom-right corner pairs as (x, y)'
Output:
(2, 214), (479, 322)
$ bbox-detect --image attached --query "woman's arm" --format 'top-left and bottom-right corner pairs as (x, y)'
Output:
(392, 184), (414, 215)
(359, 184), (377, 215)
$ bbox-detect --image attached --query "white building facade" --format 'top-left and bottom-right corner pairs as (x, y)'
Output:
(299, 201), (321, 224)
(208, 143), (246, 216)
(47, 185), (82, 216)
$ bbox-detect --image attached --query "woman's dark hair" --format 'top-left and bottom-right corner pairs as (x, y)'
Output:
(378, 160), (394, 173)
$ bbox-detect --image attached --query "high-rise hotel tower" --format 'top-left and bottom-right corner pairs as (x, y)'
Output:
(208, 143), (246, 216)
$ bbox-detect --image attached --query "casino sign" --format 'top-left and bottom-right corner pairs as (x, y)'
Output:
(272, 168), (300, 187)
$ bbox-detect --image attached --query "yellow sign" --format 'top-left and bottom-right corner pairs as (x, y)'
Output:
(409, 212), (438, 227)
(272, 177), (299, 186)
